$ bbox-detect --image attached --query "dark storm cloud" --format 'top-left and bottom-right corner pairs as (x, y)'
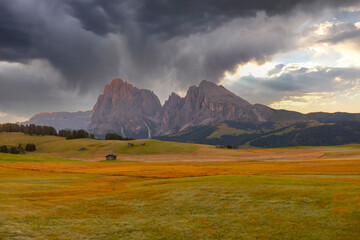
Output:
(0, 0), (359, 121)
(66, 0), (358, 38)
(1, 0), (358, 88)
(61, 0), (360, 93)
(0, 0), (121, 92)
(0, 1), (41, 61)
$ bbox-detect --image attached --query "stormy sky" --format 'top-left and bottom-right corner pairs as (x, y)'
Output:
(1, 0), (360, 122)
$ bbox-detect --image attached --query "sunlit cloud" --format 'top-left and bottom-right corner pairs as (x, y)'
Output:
(269, 92), (337, 112)
(219, 13), (360, 114)
(344, 6), (360, 13)
(176, 90), (187, 98)
(0, 112), (28, 123)
(0, 111), (8, 118)
(221, 62), (277, 83)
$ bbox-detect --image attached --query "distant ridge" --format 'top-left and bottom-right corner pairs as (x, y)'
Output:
(22, 111), (92, 131)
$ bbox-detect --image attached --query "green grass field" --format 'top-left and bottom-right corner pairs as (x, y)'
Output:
(0, 133), (360, 239)
(0, 133), (198, 160)
(207, 123), (252, 139)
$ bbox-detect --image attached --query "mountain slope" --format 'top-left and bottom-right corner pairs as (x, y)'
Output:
(249, 121), (360, 148)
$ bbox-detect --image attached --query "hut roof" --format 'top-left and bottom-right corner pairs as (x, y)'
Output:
(106, 154), (117, 157)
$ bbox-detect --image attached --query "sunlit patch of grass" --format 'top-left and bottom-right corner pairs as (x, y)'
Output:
(2, 156), (360, 179)
(207, 123), (252, 139)
(0, 153), (79, 164)
(1, 171), (359, 239)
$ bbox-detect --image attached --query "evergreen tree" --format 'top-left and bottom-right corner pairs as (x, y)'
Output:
(10, 146), (19, 154)
(0, 145), (8, 153)
(105, 133), (135, 140)
(18, 144), (25, 154)
(25, 143), (36, 152)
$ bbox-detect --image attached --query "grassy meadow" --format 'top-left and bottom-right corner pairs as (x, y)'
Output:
(0, 133), (360, 239)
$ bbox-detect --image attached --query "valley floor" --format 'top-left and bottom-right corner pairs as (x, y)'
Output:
(0, 133), (359, 239)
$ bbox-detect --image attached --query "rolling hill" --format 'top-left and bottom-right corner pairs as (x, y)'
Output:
(156, 120), (360, 148)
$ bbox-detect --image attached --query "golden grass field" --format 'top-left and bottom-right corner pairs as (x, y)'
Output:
(0, 133), (360, 239)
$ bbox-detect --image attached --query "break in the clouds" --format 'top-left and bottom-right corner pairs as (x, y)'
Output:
(223, 64), (360, 112)
(0, 0), (360, 122)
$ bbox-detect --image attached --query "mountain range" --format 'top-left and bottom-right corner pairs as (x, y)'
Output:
(89, 78), (308, 138)
(24, 78), (360, 147)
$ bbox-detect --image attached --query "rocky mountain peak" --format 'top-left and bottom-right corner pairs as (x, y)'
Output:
(103, 78), (139, 100)
(164, 93), (182, 106)
(169, 92), (181, 100)
(89, 78), (162, 138)
(199, 80), (218, 89)
(90, 78), (283, 138)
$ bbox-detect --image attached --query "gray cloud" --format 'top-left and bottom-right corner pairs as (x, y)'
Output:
(227, 66), (360, 105)
(0, 60), (94, 116)
(0, 1), (121, 91)
(319, 29), (360, 44)
(65, 0), (358, 37)
(0, 0), (359, 122)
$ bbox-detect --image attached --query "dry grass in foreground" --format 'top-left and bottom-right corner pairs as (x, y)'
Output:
(0, 166), (359, 240)
(0, 133), (360, 239)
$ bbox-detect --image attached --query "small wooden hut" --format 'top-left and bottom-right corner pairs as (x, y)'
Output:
(106, 154), (117, 160)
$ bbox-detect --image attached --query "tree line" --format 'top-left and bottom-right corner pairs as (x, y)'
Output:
(58, 129), (95, 140)
(0, 123), (57, 136)
(0, 123), (94, 140)
(105, 133), (134, 140)
(0, 143), (36, 154)
(1, 123), (137, 141)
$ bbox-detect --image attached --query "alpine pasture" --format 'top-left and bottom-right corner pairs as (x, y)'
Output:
(0, 133), (360, 239)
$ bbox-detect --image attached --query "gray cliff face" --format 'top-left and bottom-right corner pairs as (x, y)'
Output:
(89, 78), (162, 138)
(23, 111), (92, 131)
(89, 79), (280, 138)
(157, 80), (270, 135)
(160, 92), (184, 135)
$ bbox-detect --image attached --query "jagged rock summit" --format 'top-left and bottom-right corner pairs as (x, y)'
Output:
(158, 80), (271, 135)
(89, 78), (162, 138)
(89, 79), (283, 138)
